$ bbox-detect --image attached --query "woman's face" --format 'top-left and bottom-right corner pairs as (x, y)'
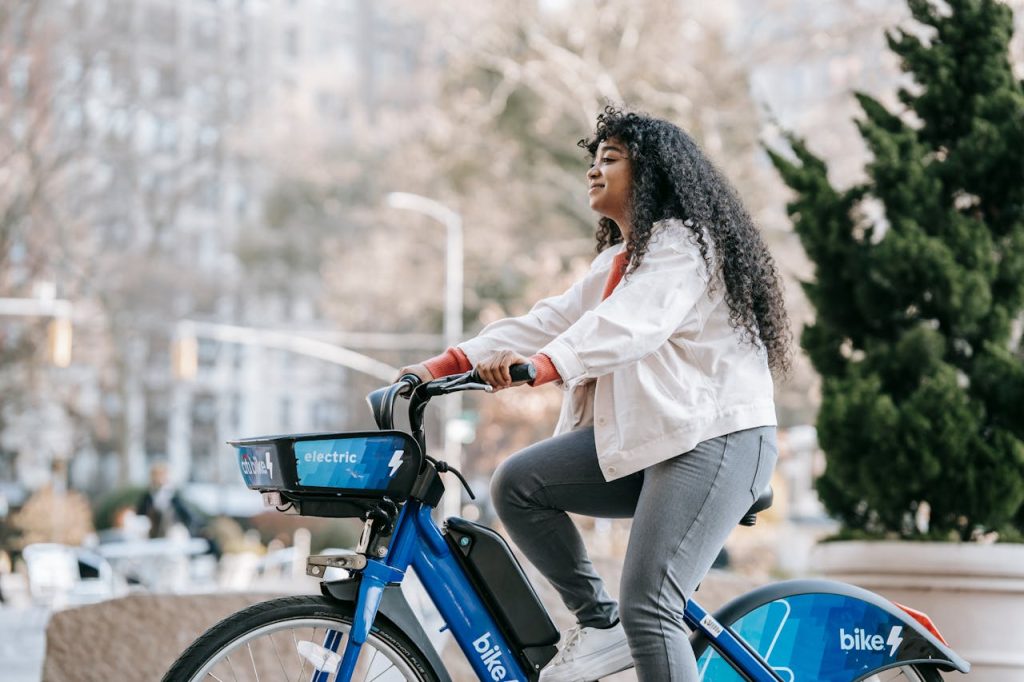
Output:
(587, 137), (632, 223)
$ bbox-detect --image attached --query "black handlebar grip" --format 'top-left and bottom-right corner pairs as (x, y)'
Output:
(470, 361), (537, 385)
(509, 362), (537, 383)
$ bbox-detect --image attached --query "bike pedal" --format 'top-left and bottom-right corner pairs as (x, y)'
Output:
(306, 551), (367, 577)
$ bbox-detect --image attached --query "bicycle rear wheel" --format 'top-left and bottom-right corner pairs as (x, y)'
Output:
(162, 595), (441, 682)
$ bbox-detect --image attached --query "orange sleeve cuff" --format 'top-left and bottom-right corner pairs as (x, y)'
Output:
(528, 353), (561, 386)
(422, 347), (473, 379)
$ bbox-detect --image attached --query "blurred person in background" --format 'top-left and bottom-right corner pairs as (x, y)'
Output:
(136, 461), (196, 540)
(0, 491), (8, 602)
(0, 549), (8, 602)
(399, 106), (790, 682)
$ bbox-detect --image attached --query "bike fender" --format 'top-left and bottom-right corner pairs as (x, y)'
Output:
(322, 577), (452, 682)
(691, 578), (970, 678)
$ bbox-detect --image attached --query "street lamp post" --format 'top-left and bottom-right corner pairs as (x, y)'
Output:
(386, 192), (465, 520)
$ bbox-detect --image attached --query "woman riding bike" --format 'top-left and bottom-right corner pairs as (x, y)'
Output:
(398, 106), (791, 682)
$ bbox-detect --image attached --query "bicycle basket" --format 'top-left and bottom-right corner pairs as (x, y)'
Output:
(230, 430), (422, 516)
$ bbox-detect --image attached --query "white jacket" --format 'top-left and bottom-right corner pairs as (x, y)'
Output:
(458, 218), (777, 481)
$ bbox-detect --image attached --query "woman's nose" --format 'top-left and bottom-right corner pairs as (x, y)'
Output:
(587, 165), (600, 180)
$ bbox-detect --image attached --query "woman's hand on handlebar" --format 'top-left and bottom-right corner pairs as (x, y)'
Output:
(395, 363), (433, 385)
(476, 350), (532, 391)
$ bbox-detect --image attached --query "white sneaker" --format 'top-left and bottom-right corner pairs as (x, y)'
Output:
(539, 621), (634, 682)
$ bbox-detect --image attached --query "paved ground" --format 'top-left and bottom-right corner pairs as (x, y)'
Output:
(0, 606), (49, 682)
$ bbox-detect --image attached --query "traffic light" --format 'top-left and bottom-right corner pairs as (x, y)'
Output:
(48, 317), (72, 367)
(172, 332), (198, 380)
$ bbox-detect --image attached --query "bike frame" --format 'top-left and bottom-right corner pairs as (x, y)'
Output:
(331, 500), (531, 681)
(312, 497), (781, 682)
(684, 600), (781, 682)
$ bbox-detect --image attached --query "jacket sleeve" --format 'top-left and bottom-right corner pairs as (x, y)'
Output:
(538, 230), (711, 388)
(457, 256), (610, 366)
(422, 347), (473, 378)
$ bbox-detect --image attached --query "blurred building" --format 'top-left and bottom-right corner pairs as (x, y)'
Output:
(129, 0), (427, 488)
(2, 0), (429, 495)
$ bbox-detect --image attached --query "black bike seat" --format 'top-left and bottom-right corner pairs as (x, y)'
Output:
(738, 486), (773, 527)
(749, 486), (773, 514)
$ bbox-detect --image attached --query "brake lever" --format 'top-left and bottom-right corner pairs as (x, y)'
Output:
(427, 373), (493, 394)
(445, 381), (493, 394)
(433, 374), (466, 390)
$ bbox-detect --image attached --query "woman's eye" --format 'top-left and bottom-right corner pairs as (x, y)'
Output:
(601, 157), (615, 163)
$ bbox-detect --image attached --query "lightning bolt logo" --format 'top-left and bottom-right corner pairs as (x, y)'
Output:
(264, 451), (274, 480)
(388, 450), (404, 477)
(886, 625), (904, 657)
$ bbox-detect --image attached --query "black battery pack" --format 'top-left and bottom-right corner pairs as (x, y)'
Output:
(444, 517), (560, 649)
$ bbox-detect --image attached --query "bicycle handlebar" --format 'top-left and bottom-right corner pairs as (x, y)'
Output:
(364, 362), (534, 503)
(413, 361), (536, 398)
(366, 362), (536, 434)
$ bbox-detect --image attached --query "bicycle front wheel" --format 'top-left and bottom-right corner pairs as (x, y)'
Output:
(162, 595), (441, 682)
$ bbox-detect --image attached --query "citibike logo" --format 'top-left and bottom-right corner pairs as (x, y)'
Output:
(839, 625), (903, 657)
(472, 632), (521, 681)
(240, 451), (274, 480)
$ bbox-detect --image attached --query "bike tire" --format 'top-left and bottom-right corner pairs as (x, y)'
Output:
(162, 595), (442, 682)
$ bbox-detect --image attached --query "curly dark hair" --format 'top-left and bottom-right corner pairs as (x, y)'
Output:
(580, 106), (791, 376)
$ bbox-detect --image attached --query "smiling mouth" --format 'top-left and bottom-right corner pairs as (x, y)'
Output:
(589, 185), (604, 193)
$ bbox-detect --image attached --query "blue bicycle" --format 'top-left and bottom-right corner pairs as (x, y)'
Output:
(164, 366), (970, 682)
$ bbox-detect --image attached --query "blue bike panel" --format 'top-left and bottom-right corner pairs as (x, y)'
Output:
(696, 593), (916, 681)
(406, 504), (532, 682)
(231, 430), (422, 502)
(336, 501), (530, 682)
(294, 435), (409, 490)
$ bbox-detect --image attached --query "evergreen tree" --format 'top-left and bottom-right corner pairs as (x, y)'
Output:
(769, 0), (1024, 540)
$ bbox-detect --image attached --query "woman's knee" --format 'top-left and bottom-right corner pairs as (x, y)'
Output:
(489, 454), (537, 519)
(619, 564), (687, 638)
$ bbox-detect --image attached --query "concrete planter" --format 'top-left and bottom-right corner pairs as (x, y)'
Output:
(811, 541), (1024, 681)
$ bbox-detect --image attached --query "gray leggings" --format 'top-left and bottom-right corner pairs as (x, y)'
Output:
(490, 425), (777, 682)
